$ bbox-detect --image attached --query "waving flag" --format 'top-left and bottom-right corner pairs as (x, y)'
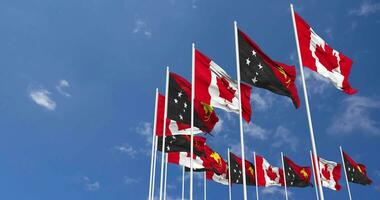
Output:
(283, 156), (312, 187)
(318, 157), (342, 190)
(237, 29), (300, 108)
(202, 145), (227, 175)
(229, 152), (256, 185)
(206, 170), (229, 185)
(157, 135), (206, 155)
(195, 49), (252, 122)
(342, 150), (372, 185)
(294, 12), (357, 94)
(167, 72), (219, 133)
(256, 154), (284, 187)
(168, 152), (205, 170)
(155, 93), (201, 136)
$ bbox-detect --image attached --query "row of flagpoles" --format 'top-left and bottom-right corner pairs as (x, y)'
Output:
(146, 4), (369, 200)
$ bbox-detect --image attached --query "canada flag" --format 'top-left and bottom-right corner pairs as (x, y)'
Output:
(313, 156), (342, 191)
(294, 12), (357, 95)
(195, 49), (252, 122)
(255, 154), (284, 187)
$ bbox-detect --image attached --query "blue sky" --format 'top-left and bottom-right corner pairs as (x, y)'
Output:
(0, 0), (379, 199)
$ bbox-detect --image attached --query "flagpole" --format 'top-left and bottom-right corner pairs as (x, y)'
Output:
(290, 4), (324, 200)
(163, 154), (168, 200)
(281, 152), (289, 200)
(310, 150), (320, 200)
(151, 135), (158, 200)
(253, 152), (259, 200)
(204, 172), (207, 200)
(340, 146), (353, 200)
(233, 20), (248, 200)
(228, 148), (232, 200)
(182, 166), (185, 200)
(159, 67), (170, 200)
(190, 42), (195, 200)
(148, 89), (159, 200)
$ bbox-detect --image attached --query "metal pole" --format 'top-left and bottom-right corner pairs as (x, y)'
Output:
(149, 89), (159, 200)
(182, 166), (185, 200)
(151, 136), (158, 200)
(190, 43), (195, 200)
(204, 172), (207, 200)
(340, 146), (353, 200)
(310, 150), (320, 200)
(253, 152), (259, 200)
(233, 20), (248, 200)
(281, 152), (288, 200)
(290, 4), (324, 200)
(228, 148), (232, 200)
(159, 67), (170, 200)
(163, 154), (168, 200)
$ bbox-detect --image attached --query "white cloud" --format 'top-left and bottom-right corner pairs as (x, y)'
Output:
(191, 0), (198, 8)
(124, 177), (141, 184)
(302, 69), (330, 95)
(251, 91), (275, 111)
(272, 126), (298, 152)
(244, 122), (269, 140)
(328, 96), (380, 135)
(261, 187), (292, 198)
(56, 79), (71, 97)
(324, 28), (333, 39)
(29, 88), (56, 111)
(83, 176), (100, 191)
(350, 1), (380, 16)
(115, 144), (138, 158)
(289, 51), (296, 62)
(133, 19), (152, 37)
(136, 122), (153, 143)
(229, 142), (246, 156)
(213, 118), (224, 134)
(374, 170), (380, 178)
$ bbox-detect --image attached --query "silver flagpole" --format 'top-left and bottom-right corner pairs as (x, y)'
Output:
(159, 67), (170, 200)
(190, 43), (195, 200)
(163, 154), (168, 200)
(228, 148), (232, 200)
(182, 166), (185, 200)
(253, 152), (259, 200)
(281, 152), (289, 200)
(204, 172), (207, 200)
(149, 89), (159, 200)
(310, 150), (320, 200)
(340, 146), (353, 200)
(151, 135), (158, 200)
(233, 20), (248, 200)
(290, 4), (325, 200)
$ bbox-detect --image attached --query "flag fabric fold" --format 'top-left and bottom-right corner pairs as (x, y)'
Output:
(167, 72), (219, 133)
(294, 12), (357, 95)
(168, 151), (205, 170)
(157, 135), (206, 156)
(229, 152), (256, 185)
(237, 28), (301, 108)
(255, 154), (284, 187)
(317, 157), (342, 191)
(342, 150), (372, 185)
(283, 156), (312, 187)
(195, 49), (252, 122)
(155, 93), (202, 136)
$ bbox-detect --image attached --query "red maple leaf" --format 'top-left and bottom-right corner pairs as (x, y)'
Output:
(266, 166), (278, 181)
(217, 77), (236, 103)
(321, 164), (330, 179)
(315, 44), (339, 72)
